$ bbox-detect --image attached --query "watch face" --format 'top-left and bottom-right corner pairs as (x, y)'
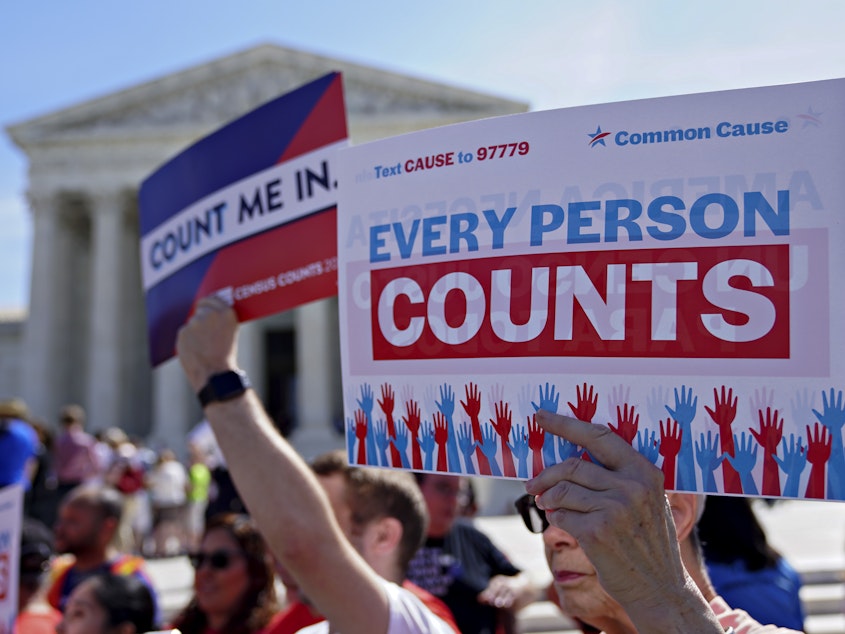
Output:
(210, 371), (249, 400)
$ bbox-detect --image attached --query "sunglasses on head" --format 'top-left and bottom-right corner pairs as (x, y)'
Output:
(189, 549), (242, 571)
(514, 494), (550, 534)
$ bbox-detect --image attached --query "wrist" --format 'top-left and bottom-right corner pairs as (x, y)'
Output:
(197, 369), (251, 408)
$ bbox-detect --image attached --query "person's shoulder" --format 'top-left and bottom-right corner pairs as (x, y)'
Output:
(402, 581), (460, 634)
(384, 580), (455, 634)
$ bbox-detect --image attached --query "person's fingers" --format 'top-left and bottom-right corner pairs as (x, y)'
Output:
(526, 453), (617, 498)
(533, 410), (652, 472)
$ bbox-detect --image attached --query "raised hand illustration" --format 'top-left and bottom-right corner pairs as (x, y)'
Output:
(357, 383), (375, 421)
(436, 383), (461, 472)
(749, 387), (774, 422)
(636, 429), (660, 466)
(532, 382), (560, 469)
(479, 422), (503, 476)
(726, 432), (759, 495)
(557, 433), (581, 462)
(358, 384), (377, 464)
(378, 383), (402, 468)
(432, 412), (450, 472)
(609, 403), (639, 445)
(509, 424), (530, 479)
(750, 407), (784, 496)
(527, 414), (546, 477)
(403, 398), (423, 470)
(694, 431), (724, 493)
(568, 382), (598, 422)
(704, 385), (741, 493)
(456, 421), (477, 474)
(774, 434), (807, 498)
(419, 421), (436, 471)
(390, 420), (411, 468)
(812, 388), (845, 499)
(354, 408), (369, 466)
(665, 385), (698, 491)
(805, 422), (831, 499)
(373, 419), (390, 467)
(659, 418), (682, 490)
(490, 400), (516, 477)
(607, 384), (631, 416)
(462, 382), (491, 475)
(646, 386), (668, 426)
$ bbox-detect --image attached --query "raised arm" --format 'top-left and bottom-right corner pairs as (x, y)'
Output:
(176, 297), (389, 634)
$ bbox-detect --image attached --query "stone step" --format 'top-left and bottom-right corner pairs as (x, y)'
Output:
(805, 612), (845, 634)
(803, 582), (845, 617)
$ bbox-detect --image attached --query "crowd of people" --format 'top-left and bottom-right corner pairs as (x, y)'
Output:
(0, 296), (811, 633)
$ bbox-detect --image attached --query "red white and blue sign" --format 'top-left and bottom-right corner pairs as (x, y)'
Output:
(139, 72), (348, 366)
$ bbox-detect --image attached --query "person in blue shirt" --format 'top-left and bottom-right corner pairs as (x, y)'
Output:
(0, 398), (38, 489)
(698, 495), (805, 631)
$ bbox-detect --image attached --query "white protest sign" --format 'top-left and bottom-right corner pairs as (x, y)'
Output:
(338, 78), (845, 500)
(0, 485), (23, 634)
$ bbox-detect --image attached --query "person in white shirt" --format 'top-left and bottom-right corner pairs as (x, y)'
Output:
(175, 297), (453, 634)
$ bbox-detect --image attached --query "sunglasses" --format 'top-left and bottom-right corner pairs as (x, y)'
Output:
(514, 494), (550, 534)
(189, 549), (243, 571)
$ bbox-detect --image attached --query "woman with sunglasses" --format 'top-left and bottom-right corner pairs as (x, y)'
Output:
(171, 513), (279, 634)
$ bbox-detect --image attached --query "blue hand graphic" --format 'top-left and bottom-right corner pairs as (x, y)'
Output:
(665, 385), (698, 491)
(774, 433), (807, 498)
(636, 429), (660, 465)
(813, 388), (845, 499)
(479, 423), (502, 476)
(419, 421), (436, 471)
(509, 424), (530, 479)
(436, 383), (456, 419)
(532, 383), (560, 467)
(436, 383), (460, 472)
(531, 382), (560, 413)
(390, 421), (410, 468)
(356, 384), (378, 464)
(457, 422), (477, 474)
(726, 432), (759, 495)
(557, 435), (580, 462)
(694, 431), (723, 493)
(373, 419), (390, 466)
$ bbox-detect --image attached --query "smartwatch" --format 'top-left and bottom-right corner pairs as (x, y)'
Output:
(197, 370), (251, 408)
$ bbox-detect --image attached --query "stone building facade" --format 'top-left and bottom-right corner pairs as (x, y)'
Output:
(7, 43), (527, 457)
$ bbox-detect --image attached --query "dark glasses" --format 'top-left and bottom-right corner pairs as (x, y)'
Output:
(514, 494), (550, 534)
(189, 549), (242, 570)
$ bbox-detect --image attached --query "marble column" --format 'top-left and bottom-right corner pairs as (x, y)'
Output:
(151, 357), (198, 457)
(292, 299), (342, 460)
(86, 189), (124, 430)
(20, 192), (62, 420)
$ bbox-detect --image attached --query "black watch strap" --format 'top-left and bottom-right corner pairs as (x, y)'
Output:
(197, 370), (251, 408)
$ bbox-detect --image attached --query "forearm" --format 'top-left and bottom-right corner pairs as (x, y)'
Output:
(177, 299), (391, 634)
(204, 391), (337, 562)
(203, 390), (390, 634)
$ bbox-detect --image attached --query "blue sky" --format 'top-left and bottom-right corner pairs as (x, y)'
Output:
(2, 0), (845, 311)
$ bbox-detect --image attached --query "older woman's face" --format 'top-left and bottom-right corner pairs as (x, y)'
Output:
(194, 527), (250, 620)
(56, 580), (109, 634)
(542, 524), (627, 627)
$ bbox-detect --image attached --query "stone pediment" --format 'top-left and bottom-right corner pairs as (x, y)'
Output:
(8, 43), (528, 147)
